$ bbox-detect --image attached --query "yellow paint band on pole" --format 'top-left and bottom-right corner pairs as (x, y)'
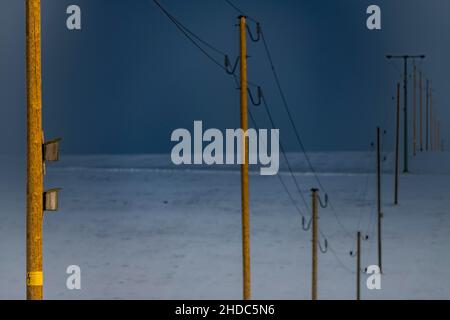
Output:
(26, 0), (44, 300)
(239, 15), (251, 301)
(27, 271), (44, 286)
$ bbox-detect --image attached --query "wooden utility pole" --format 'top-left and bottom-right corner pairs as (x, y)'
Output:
(394, 84), (400, 205)
(311, 189), (319, 300)
(426, 79), (429, 151)
(26, 0), (44, 300)
(437, 121), (441, 152)
(434, 115), (438, 152)
(420, 72), (423, 152)
(376, 127), (382, 273)
(430, 84), (433, 151)
(413, 62), (417, 156)
(239, 15), (251, 301)
(356, 231), (361, 300)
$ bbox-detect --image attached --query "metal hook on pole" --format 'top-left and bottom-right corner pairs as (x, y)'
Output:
(248, 86), (262, 106)
(318, 238), (328, 254)
(246, 22), (261, 42)
(224, 55), (240, 75)
(318, 193), (328, 209)
(302, 216), (312, 231)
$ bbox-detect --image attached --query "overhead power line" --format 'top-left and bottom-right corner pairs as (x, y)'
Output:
(153, 0), (227, 70)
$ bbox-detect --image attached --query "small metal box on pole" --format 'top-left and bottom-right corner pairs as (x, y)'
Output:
(43, 138), (62, 162)
(44, 188), (61, 212)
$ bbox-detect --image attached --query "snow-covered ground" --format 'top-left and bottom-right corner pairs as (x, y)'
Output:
(0, 152), (449, 299)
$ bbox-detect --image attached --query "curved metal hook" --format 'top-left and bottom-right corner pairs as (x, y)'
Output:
(224, 55), (240, 75)
(318, 193), (328, 209)
(246, 22), (261, 42)
(319, 238), (328, 254)
(248, 86), (262, 106)
(302, 216), (312, 231)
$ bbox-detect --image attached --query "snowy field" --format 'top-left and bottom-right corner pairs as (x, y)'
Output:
(0, 152), (450, 300)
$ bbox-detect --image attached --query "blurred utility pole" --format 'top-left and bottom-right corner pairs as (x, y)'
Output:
(311, 189), (319, 301)
(356, 231), (361, 300)
(376, 127), (382, 273)
(394, 84), (400, 205)
(419, 71), (423, 152)
(430, 83), (433, 151)
(426, 79), (429, 151)
(386, 54), (425, 172)
(437, 121), (441, 152)
(413, 61), (417, 156)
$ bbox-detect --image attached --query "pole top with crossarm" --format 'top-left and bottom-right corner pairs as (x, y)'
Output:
(386, 54), (426, 59)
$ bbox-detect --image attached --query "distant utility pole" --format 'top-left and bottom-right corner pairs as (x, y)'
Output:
(239, 15), (251, 301)
(394, 84), (400, 205)
(356, 231), (361, 300)
(311, 189), (319, 301)
(413, 61), (417, 156)
(376, 127), (382, 273)
(426, 79), (429, 151)
(434, 114), (438, 152)
(430, 83), (433, 151)
(437, 121), (441, 152)
(386, 54), (425, 173)
(419, 71), (423, 152)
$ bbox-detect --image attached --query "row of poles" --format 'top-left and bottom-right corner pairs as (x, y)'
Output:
(21, 0), (388, 301)
(25, 0), (444, 300)
(387, 55), (444, 175)
(355, 54), (446, 300)
(24, 0), (332, 301)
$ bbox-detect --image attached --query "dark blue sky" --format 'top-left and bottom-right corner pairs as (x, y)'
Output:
(1, 0), (448, 154)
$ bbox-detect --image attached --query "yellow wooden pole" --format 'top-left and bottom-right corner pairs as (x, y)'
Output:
(435, 115), (438, 152)
(26, 0), (44, 300)
(438, 121), (441, 152)
(311, 188), (318, 300)
(419, 72), (423, 152)
(239, 15), (251, 301)
(413, 62), (417, 156)
(430, 84), (433, 151)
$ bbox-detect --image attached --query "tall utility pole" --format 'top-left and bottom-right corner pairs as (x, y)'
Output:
(376, 127), (382, 273)
(311, 189), (319, 301)
(356, 231), (361, 300)
(434, 114), (438, 152)
(437, 121), (441, 152)
(419, 71), (423, 152)
(386, 55), (425, 172)
(426, 79), (429, 151)
(430, 83), (433, 151)
(394, 84), (400, 205)
(26, 0), (44, 300)
(413, 61), (417, 156)
(239, 15), (251, 301)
